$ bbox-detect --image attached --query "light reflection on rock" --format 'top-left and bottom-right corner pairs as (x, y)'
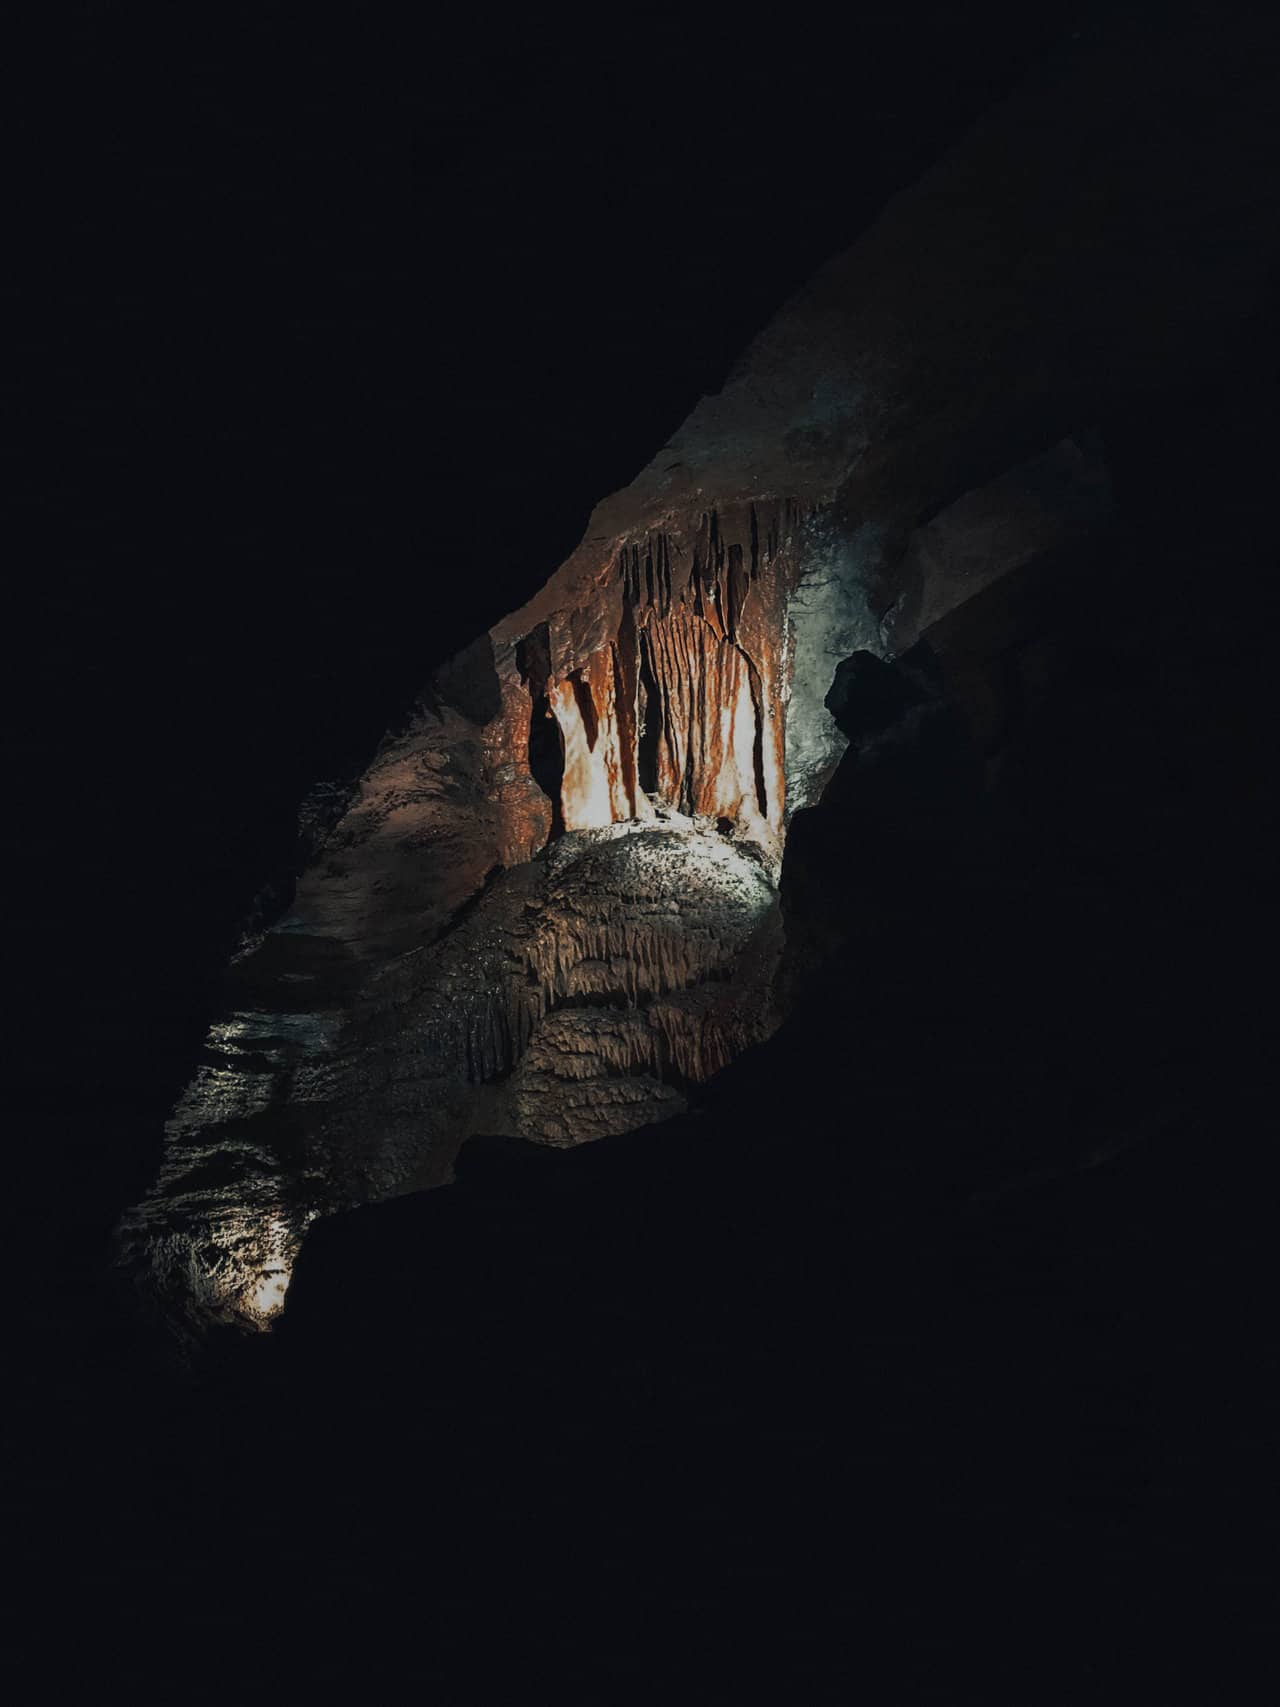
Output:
(119, 815), (780, 1340)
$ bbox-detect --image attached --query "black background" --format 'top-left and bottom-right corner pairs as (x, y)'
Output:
(22, 8), (1275, 1699)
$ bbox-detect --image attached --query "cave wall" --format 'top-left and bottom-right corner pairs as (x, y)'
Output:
(505, 504), (799, 841)
(119, 19), (1280, 1334)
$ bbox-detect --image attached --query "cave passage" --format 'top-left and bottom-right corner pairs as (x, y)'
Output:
(636, 627), (663, 797)
(528, 695), (566, 839)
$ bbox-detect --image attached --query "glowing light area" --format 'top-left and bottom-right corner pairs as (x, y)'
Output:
(168, 1209), (310, 1333)
(250, 1270), (289, 1318)
(506, 815), (782, 1136)
(552, 675), (619, 831)
(531, 812), (780, 1001)
(236, 1213), (304, 1328)
(549, 630), (779, 840)
(719, 665), (769, 839)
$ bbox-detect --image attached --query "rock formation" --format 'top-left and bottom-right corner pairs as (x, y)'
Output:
(119, 19), (1280, 1336)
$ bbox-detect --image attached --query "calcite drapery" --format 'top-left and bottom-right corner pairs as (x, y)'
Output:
(511, 505), (796, 848)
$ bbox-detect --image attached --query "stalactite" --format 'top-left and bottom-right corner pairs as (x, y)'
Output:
(540, 503), (797, 841)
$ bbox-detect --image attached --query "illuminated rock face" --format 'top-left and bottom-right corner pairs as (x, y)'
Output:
(120, 507), (808, 1333)
(408, 817), (781, 1148)
(117, 452), (1117, 1334)
(513, 507), (794, 848)
(121, 21), (1280, 1332)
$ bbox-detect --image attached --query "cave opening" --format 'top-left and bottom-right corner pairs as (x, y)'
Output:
(568, 671), (599, 751)
(746, 655), (769, 818)
(528, 695), (566, 839)
(636, 627), (663, 798)
(517, 623), (567, 839)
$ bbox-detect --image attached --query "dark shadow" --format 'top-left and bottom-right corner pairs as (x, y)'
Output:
(528, 694), (565, 839)
(637, 627), (662, 796)
(434, 632), (503, 725)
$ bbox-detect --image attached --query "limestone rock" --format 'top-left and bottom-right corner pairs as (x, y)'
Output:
(120, 20), (1280, 1334)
